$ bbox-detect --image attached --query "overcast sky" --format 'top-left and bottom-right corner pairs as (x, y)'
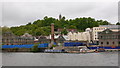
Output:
(1, 1), (119, 27)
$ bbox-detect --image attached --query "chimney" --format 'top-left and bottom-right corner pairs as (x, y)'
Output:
(50, 23), (54, 47)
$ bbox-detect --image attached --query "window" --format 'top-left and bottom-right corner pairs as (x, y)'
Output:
(101, 42), (103, 44)
(101, 36), (103, 39)
(112, 35), (115, 39)
(2, 39), (4, 42)
(116, 36), (118, 39)
(113, 42), (114, 44)
(107, 42), (109, 45)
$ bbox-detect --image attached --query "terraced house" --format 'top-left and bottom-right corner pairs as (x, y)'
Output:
(2, 32), (34, 45)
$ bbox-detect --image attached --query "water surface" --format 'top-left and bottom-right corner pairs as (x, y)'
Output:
(2, 52), (118, 66)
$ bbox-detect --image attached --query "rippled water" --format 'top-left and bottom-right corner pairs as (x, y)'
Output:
(2, 52), (118, 66)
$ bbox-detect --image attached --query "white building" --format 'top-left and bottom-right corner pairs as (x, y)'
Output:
(49, 34), (69, 41)
(92, 27), (107, 42)
(68, 28), (91, 42)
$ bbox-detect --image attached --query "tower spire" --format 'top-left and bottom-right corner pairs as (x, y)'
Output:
(59, 14), (62, 20)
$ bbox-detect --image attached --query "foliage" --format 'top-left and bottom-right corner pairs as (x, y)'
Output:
(61, 29), (68, 35)
(11, 48), (19, 52)
(52, 45), (57, 47)
(31, 43), (39, 52)
(116, 22), (120, 25)
(2, 26), (11, 34)
(13, 48), (19, 52)
(9, 16), (111, 36)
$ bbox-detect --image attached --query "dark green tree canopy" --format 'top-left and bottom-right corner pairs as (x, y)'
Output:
(9, 16), (111, 36)
(116, 22), (120, 25)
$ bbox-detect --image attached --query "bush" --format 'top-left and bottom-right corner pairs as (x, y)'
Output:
(31, 43), (39, 52)
(9, 48), (19, 52)
(52, 45), (57, 47)
(13, 48), (19, 52)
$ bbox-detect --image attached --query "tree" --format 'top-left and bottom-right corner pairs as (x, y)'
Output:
(2, 26), (11, 34)
(26, 22), (31, 25)
(61, 29), (68, 35)
(9, 16), (111, 36)
(116, 22), (120, 25)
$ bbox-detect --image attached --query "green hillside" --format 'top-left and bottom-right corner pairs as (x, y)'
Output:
(7, 16), (112, 36)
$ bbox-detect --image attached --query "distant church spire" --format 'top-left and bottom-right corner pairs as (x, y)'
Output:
(59, 14), (62, 20)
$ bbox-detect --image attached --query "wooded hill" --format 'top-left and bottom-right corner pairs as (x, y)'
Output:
(4, 16), (113, 36)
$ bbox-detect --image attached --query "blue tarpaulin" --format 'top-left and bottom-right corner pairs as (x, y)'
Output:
(2, 43), (49, 48)
(64, 42), (84, 47)
(89, 43), (98, 45)
(38, 43), (48, 48)
(2, 42), (58, 48)
(88, 46), (120, 49)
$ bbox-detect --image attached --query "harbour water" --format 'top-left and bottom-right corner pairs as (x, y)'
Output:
(2, 52), (118, 66)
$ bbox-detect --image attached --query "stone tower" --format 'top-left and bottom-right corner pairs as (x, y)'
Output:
(59, 14), (62, 20)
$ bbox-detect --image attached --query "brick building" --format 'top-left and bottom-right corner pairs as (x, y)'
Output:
(98, 29), (120, 47)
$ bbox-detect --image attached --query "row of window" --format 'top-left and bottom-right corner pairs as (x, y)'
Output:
(3, 34), (13, 36)
(2, 39), (34, 41)
(2, 40), (33, 42)
(4, 43), (33, 45)
(100, 36), (119, 39)
(2, 38), (34, 40)
(3, 41), (34, 43)
(94, 28), (106, 30)
(100, 41), (120, 45)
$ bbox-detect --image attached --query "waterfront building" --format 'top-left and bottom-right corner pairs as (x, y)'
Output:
(57, 28), (77, 33)
(49, 34), (67, 43)
(68, 28), (91, 42)
(91, 25), (119, 44)
(67, 32), (77, 41)
(21, 33), (34, 44)
(55, 35), (66, 45)
(21, 33), (33, 37)
(2, 32), (34, 45)
(99, 25), (120, 31)
(98, 29), (120, 46)
(91, 27), (107, 43)
(38, 36), (50, 43)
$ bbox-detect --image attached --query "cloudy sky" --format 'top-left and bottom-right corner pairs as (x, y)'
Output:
(1, 0), (119, 27)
